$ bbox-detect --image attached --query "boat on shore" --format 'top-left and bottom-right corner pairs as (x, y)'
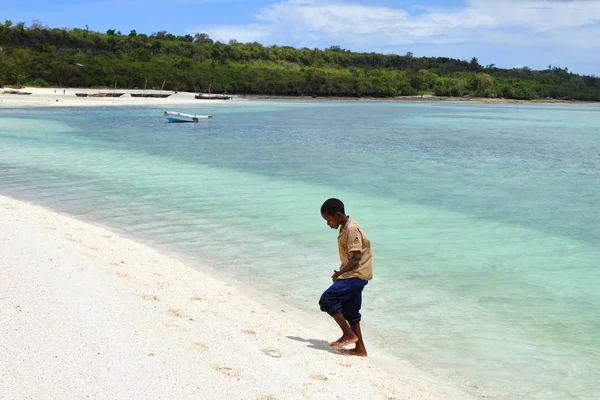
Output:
(164, 111), (212, 123)
(75, 92), (125, 97)
(195, 93), (231, 100)
(132, 93), (171, 98)
(2, 90), (32, 95)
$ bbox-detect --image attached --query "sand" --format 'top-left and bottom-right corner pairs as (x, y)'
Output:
(2, 87), (594, 108)
(0, 194), (472, 399)
(0, 87), (238, 108)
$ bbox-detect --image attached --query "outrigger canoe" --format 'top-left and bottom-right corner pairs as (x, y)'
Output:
(164, 111), (212, 123)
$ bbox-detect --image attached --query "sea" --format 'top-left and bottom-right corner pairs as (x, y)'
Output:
(1, 100), (599, 399)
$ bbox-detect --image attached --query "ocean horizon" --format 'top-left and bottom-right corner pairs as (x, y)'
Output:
(1, 100), (599, 399)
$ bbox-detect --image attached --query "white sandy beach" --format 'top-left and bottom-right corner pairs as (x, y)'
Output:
(0, 194), (472, 399)
(0, 87), (237, 108)
(2, 86), (592, 107)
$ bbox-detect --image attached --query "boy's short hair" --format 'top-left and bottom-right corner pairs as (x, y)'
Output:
(321, 198), (345, 215)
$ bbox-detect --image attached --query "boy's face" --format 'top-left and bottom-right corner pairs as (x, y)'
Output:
(322, 212), (343, 229)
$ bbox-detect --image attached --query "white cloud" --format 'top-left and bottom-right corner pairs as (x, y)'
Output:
(187, 0), (600, 74)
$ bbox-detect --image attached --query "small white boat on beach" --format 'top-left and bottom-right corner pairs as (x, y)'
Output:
(164, 111), (212, 123)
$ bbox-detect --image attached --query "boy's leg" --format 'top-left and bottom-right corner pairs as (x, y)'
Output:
(330, 313), (358, 347)
(339, 322), (367, 357)
(319, 279), (363, 347)
(339, 280), (368, 356)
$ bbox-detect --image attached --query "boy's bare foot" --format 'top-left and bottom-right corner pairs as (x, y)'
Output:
(339, 348), (368, 357)
(329, 335), (358, 347)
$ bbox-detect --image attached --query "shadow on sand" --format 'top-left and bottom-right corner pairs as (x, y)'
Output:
(286, 336), (342, 355)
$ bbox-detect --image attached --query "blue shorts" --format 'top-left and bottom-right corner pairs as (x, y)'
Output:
(319, 278), (368, 325)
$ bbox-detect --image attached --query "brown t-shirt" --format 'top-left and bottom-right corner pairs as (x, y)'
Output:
(337, 217), (373, 280)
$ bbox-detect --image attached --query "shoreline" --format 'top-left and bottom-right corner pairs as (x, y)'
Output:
(239, 94), (599, 104)
(1, 87), (598, 107)
(0, 87), (243, 108)
(0, 193), (472, 399)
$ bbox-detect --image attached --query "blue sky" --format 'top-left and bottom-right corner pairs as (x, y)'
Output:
(2, 0), (599, 76)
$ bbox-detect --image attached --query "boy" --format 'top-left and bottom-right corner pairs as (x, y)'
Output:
(319, 198), (373, 357)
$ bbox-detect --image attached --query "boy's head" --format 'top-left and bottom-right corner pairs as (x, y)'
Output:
(321, 198), (346, 229)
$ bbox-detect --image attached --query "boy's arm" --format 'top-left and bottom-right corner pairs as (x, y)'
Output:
(332, 251), (361, 281)
(332, 226), (363, 281)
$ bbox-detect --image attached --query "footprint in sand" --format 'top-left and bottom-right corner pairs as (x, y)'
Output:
(309, 373), (328, 381)
(138, 295), (160, 301)
(190, 342), (209, 352)
(211, 365), (241, 377)
(166, 309), (189, 318)
(261, 348), (282, 358)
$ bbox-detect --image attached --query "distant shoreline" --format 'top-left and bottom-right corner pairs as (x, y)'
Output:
(0, 87), (240, 108)
(1, 87), (597, 107)
(239, 94), (600, 104)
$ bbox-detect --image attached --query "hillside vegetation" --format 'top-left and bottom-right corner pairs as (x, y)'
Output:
(1, 21), (599, 101)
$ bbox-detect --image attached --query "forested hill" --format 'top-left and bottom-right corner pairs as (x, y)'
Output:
(1, 21), (599, 101)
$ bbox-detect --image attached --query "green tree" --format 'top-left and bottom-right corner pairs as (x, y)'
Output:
(473, 73), (493, 95)
(8, 48), (34, 86)
(0, 22), (597, 100)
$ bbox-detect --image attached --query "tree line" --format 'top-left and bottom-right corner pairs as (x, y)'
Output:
(1, 20), (599, 101)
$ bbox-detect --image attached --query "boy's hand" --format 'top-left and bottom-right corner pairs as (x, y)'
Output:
(331, 270), (341, 282)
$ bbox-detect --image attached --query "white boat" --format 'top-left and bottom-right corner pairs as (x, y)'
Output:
(164, 111), (212, 123)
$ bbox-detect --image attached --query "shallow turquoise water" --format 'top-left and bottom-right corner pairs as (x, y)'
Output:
(1, 101), (599, 399)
